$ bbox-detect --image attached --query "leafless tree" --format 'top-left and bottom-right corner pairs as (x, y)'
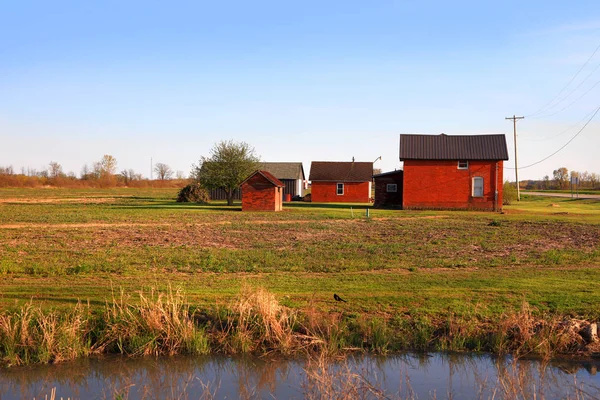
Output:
(154, 162), (173, 180)
(0, 165), (14, 175)
(48, 161), (64, 179)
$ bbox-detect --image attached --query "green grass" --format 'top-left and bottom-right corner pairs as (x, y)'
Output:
(0, 187), (599, 363)
(0, 189), (599, 320)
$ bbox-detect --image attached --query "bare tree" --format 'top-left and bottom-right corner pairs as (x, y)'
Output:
(99, 155), (117, 176)
(154, 163), (173, 180)
(80, 164), (91, 180)
(0, 165), (14, 175)
(590, 173), (599, 189)
(120, 169), (141, 185)
(48, 161), (64, 179)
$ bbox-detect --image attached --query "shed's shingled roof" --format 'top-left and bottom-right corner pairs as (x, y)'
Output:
(261, 162), (305, 180)
(399, 134), (509, 160)
(240, 170), (284, 187)
(309, 161), (373, 182)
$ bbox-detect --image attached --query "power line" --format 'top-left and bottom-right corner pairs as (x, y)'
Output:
(506, 104), (600, 170)
(522, 106), (599, 142)
(526, 42), (600, 118)
(531, 78), (600, 119)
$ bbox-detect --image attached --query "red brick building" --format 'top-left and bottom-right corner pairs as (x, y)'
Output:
(308, 161), (373, 203)
(400, 134), (508, 211)
(241, 170), (284, 212)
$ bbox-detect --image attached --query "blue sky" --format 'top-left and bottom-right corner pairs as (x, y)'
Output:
(1, 0), (599, 180)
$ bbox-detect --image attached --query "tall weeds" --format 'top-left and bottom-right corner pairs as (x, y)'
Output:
(0, 302), (91, 366)
(97, 287), (209, 356)
(217, 286), (299, 354)
(0, 289), (595, 367)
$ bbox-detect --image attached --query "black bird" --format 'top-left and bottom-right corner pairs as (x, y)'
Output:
(333, 294), (347, 303)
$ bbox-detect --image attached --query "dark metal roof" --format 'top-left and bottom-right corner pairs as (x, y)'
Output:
(309, 161), (373, 182)
(261, 162), (305, 180)
(399, 134), (509, 161)
(240, 170), (284, 187)
(373, 170), (403, 178)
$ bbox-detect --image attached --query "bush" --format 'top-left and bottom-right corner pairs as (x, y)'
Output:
(176, 183), (210, 203)
(503, 181), (518, 205)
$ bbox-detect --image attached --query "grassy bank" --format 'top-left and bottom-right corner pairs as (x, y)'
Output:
(0, 286), (597, 367)
(0, 188), (599, 365)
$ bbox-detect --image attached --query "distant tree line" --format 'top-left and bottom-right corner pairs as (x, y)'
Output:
(520, 167), (600, 191)
(2, 140), (261, 199)
(0, 155), (187, 188)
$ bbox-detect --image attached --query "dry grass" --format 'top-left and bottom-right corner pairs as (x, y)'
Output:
(0, 302), (91, 366)
(492, 302), (584, 359)
(0, 287), (597, 368)
(216, 285), (302, 354)
(97, 286), (209, 356)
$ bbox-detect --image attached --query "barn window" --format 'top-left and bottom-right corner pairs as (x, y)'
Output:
(458, 160), (468, 169)
(336, 183), (344, 195)
(386, 183), (397, 193)
(472, 177), (484, 197)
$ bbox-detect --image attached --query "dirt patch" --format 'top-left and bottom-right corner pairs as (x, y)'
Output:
(2, 218), (599, 264)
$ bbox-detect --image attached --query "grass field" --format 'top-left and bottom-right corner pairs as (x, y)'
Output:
(1, 188), (599, 315)
(0, 188), (599, 363)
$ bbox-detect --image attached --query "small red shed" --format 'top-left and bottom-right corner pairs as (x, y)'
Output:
(308, 161), (373, 203)
(241, 170), (284, 212)
(400, 134), (509, 211)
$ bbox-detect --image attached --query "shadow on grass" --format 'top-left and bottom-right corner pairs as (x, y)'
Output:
(283, 202), (372, 210)
(113, 201), (243, 212)
(113, 200), (374, 212)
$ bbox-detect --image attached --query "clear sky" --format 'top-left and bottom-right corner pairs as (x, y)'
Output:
(1, 0), (599, 180)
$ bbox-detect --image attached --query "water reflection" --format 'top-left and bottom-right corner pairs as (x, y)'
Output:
(0, 353), (598, 399)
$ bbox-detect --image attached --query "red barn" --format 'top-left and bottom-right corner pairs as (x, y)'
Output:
(241, 170), (284, 212)
(309, 161), (373, 203)
(400, 134), (509, 211)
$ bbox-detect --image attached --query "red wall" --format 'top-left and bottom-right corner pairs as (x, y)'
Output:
(311, 181), (371, 203)
(403, 160), (504, 210)
(242, 174), (283, 211)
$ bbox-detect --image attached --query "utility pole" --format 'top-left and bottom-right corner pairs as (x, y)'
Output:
(150, 157), (153, 180)
(505, 115), (524, 201)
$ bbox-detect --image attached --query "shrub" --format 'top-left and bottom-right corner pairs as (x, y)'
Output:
(503, 181), (518, 205)
(176, 183), (210, 203)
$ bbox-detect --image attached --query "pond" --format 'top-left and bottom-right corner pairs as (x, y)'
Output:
(2, 353), (599, 399)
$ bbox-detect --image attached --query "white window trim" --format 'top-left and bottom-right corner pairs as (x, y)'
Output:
(336, 183), (344, 195)
(458, 160), (469, 170)
(386, 183), (397, 193)
(472, 177), (484, 197)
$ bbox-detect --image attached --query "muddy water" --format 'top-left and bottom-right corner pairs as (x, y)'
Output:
(1, 353), (599, 399)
